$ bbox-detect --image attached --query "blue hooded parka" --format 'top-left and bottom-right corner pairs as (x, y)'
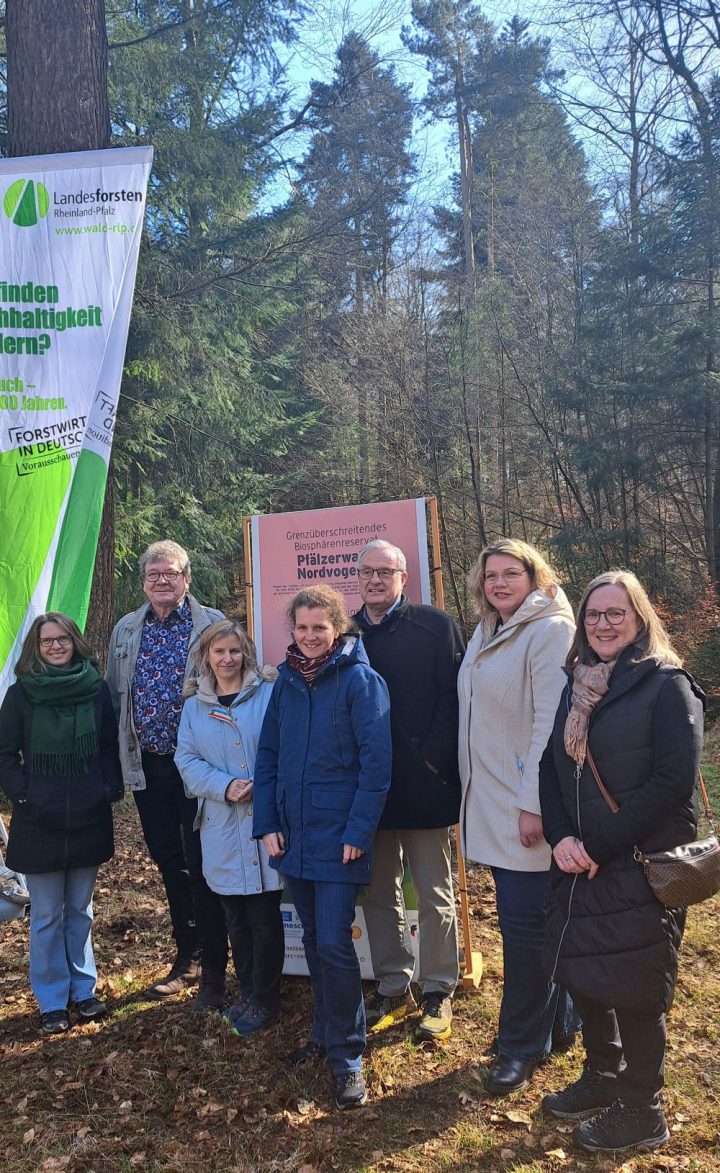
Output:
(252, 636), (391, 884)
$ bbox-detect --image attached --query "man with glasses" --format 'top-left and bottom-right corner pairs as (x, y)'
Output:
(353, 539), (465, 1041)
(106, 540), (227, 1007)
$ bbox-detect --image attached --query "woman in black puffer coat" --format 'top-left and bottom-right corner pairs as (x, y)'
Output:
(539, 571), (703, 1157)
(0, 613), (123, 1035)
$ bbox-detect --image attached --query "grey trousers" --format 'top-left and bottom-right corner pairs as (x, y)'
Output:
(363, 826), (459, 997)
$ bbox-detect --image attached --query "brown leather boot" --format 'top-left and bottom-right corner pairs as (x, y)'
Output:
(147, 955), (201, 999)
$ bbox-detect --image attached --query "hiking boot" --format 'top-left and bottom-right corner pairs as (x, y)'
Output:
(75, 996), (107, 1021)
(147, 955), (201, 999)
(334, 1069), (368, 1110)
(41, 1009), (69, 1034)
(415, 992), (453, 1041)
(190, 970), (226, 1016)
(543, 1064), (620, 1119)
(287, 1039), (326, 1066)
(229, 999), (279, 1037)
(366, 988), (417, 1033)
(573, 1100), (669, 1154)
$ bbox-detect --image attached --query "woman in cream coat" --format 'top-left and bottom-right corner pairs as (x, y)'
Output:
(458, 539), (576, 1096)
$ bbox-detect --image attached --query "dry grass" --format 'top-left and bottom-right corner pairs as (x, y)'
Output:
(2, 786), (720, 1172)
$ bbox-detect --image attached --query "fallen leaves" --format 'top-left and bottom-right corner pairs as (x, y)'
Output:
(1, 801), (718, 1173)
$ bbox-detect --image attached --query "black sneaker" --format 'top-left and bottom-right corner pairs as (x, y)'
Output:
(287, 1039), (326, 1066)
(573, 1099), (670, 1154)
(543, 1064), (619, 1119)
(75, 996), (107, 1021)
(334, 1069), (368, 1110)
(41, 1010), (69, 1034)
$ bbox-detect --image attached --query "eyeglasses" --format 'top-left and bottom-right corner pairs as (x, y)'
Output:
(584, 608), (633, 626)
(145, 570), (183, 583)
(39, 635), (73, 648)
(483, 569), (528, 584)
(357, 567), (403, 581)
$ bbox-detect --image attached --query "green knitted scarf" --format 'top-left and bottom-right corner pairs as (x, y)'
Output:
(21, 658), (102, 776)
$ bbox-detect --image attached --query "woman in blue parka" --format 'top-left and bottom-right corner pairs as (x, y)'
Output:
(253, 585), (391, 1110)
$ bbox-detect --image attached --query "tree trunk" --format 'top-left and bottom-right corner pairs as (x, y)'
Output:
(6, 0), (113, 662)
(7, 0), (110, 155)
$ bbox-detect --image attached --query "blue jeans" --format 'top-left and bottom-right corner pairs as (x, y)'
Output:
(287, 877), (365, 1073)
(492, 866), (579, 1062)
(25, 867), (99, 1013)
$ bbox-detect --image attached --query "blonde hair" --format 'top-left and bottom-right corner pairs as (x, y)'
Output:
(287, 586), (355, 635)
(567, 570), (682, 670)
(186, 620), (259, 696)
(468, 538), (560, 620)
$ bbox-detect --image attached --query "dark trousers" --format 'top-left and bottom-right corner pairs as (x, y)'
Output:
(492, 866), (580, 1062)
(573, 992), (666, 1107)
(134, 751), (227, 972)
(219, 890), (284, 1009)
(288, 877), (365, 1074)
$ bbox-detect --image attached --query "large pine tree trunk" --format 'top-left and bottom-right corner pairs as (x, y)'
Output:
(6, 0), (114, 663)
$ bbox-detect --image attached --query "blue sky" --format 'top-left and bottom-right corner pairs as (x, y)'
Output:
(270, 0), (542, 209)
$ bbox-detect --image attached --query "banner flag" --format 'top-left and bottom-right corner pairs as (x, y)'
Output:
(0, 146), (152, 698)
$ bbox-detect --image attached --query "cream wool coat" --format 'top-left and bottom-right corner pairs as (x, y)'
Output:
(458, 586), (575, 871)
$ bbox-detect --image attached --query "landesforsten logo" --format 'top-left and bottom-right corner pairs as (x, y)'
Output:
(3, 179), (50, 227)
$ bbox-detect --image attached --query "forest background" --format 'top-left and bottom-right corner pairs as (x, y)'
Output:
(2, 0), (719, 676)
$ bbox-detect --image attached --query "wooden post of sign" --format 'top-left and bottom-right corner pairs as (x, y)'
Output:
(425, 497), (483, 990)
(243, 516), (255, 641)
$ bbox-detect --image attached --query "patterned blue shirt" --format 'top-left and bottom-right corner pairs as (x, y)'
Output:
(132, 596), (193, 753)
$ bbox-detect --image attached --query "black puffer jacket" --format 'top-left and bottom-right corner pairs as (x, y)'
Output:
(0, 681), (123, 873)
(540, 648), (704, 1014)
(354, 597), (465, 829)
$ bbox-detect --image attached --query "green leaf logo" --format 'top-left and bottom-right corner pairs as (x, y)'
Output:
(3, 179), (50, 227)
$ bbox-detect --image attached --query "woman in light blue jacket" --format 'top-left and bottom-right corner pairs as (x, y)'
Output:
(175, 620), (283, 1037)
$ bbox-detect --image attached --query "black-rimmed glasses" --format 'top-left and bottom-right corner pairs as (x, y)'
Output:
(584, 608), (633, 626)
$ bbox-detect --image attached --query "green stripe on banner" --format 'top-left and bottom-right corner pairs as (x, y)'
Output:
(46, 449), (108, 627)
(0, 447), (72, 673)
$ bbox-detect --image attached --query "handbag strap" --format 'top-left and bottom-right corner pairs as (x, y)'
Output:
(698, 771), (716, 833)
(585, 746), (619, 813)
(585, 747), (715, 832)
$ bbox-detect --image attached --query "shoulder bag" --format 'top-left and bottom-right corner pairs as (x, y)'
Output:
(585, 746), (720, 908)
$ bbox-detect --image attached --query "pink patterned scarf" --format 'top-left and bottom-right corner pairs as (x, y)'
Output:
(564, 660), (616, 765)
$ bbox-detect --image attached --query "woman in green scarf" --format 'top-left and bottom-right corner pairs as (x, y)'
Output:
(0, 613), (123, 1034)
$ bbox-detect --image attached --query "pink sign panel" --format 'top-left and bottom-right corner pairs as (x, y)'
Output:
(250, 499), (431, 666)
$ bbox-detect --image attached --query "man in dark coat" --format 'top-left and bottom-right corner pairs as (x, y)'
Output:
(353, 539), (465, 1040)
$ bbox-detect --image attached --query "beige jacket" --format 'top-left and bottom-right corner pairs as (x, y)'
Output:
(458, 586), (575, 871)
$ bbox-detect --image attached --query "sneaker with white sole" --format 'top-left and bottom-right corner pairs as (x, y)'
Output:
(573, 1099), (669, 1154)
(41, 1009), (69, 1034)
(334, 1069), (368, 1109)
(75, 996), (107, 1021)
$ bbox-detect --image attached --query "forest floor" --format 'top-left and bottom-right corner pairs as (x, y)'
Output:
(2, 761), (719, 1173)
